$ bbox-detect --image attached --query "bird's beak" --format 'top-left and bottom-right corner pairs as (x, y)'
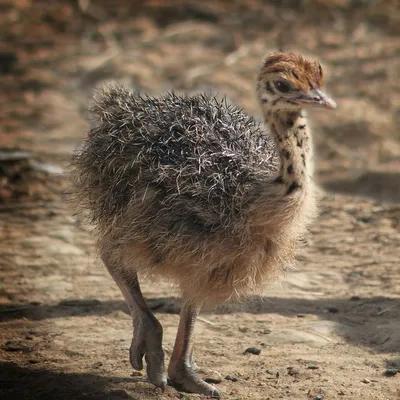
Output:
(299, 89), (337, 110)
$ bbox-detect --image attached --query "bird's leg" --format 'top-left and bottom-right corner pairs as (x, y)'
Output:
(189, 348), (198, 370)
(168, 302), (219, 397)
(103, 260), (167, 390)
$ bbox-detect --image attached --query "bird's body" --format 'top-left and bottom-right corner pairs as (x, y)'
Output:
(75, 89), (309, 303)
(72, 51), (336, 397)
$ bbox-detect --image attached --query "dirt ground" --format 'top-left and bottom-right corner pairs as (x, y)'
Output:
(1, 1), (400, 399)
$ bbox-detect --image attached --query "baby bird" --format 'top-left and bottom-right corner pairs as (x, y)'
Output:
(72, 51), (336, 397)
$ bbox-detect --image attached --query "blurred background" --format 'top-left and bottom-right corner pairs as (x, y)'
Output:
(1, 2), (400, 400)
(1, 0), (399, 204)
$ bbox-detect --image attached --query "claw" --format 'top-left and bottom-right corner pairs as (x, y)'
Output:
(155, 377), (167, 392)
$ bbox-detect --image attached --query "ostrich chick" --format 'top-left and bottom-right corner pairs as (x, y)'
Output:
(72, 51), (336, 397)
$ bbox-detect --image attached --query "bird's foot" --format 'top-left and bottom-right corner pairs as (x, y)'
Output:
(130, 315), (167, 390)
(168, 361), (220, 398)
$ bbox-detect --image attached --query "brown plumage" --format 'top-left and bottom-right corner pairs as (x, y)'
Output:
(71, 51), (336, 397)
(261, 51), (324, 90)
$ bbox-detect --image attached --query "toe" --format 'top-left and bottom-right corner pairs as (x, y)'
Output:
(129, 338), (145, 370)
(170, 378), (218, 397)
(148, 371), (167, 391)
(145, 349), (166, 389)
(168, 364), (220, 397)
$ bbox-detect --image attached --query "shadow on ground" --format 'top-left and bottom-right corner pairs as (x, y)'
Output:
(323, 172), (400, 203)
(1, 296), (399, 354)
(0, 361), (148, 400)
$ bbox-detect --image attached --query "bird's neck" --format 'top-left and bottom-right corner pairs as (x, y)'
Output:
(264, 109), (313, 195)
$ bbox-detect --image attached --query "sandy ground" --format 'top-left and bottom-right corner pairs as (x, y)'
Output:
(1, 1), (399, 399)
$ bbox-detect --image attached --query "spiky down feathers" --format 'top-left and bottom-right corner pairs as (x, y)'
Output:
(72, 85), (306, 303)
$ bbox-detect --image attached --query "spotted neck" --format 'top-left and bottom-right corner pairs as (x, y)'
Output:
(264, 109), (313, 195)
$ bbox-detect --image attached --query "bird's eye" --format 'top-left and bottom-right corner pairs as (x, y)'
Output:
(275, 80), (293, 93)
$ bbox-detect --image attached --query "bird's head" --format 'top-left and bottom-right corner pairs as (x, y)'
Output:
(257, 51), (336, 112)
